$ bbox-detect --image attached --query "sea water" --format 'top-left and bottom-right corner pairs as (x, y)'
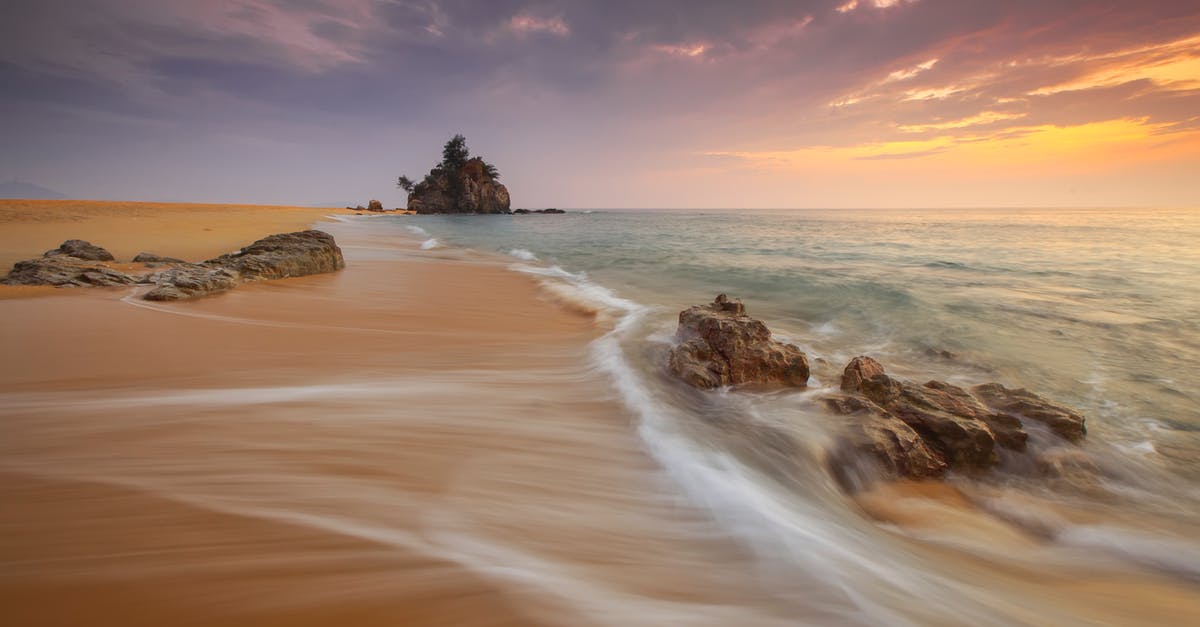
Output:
(393, 207), (1200, 591)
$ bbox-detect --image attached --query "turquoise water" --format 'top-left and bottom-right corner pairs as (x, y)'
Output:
(387, 208), (1200, 593)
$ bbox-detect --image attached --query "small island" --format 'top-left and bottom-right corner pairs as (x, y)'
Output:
(397, 134), (511, 214)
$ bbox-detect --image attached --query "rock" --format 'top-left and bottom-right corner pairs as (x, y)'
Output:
(408, 156), (511, 214)
(513, 208), (530, 214)
(367, 199), (384, 212)
(841, 355), (885, 392)
(824, 395), (948, 489)
(44, 239), (115, 261)
(859, 374), (1001, 470)
(143, 265), (240, 300)
(923, 380), (1028, 451)
(204, 230), (344, 281)
(2, 256), (135, 287)
(133, 252), (187, 264)
(971, 383), (1086, 442)
(667, 294), (809, 389)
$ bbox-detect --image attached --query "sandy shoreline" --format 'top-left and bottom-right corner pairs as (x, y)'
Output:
(4, 202), (1200, 626)
(0, 199), (352, 273)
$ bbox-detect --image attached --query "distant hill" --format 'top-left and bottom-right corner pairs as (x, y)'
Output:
(0, 181), (68, 199)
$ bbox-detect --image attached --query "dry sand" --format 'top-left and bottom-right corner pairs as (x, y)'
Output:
(0, 199), (351, 271)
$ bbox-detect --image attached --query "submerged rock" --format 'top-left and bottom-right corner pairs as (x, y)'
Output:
(824, 356), (1087, 487)
(44, 239), (115, 262)
(824, 395), (948, 490)
(204, 230), (344, 281)
(667, 294), (810, 389)
(971, 383), (1087, 442)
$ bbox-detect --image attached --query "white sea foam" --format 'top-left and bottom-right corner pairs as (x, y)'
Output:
(1056, 525), (1200, 582)
(420, 238), (439, 250)
(509, 248), (538, 261)
(406, 225), (430, 237)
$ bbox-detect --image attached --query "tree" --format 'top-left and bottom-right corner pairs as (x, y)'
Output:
(481, 161), (500, 180)
(396, 175), (415, 192)
(440, 133), (469, 172)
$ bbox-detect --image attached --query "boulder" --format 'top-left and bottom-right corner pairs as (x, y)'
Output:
(841, 355), (885, 392)
(823, 395), (947, 489)
(44, 239), (115, 261)
(667, 294), (810, 389)
(971, 383), (1087, 442)
(823, 357), (1086, 486)
(859, 374), (1001, 470)
(133, 252), (187, 264)
(367, 199), (384, 212)
(204, 230), (344, 281)
(2, 256), (135, 287)
(143, 265), (240, 300)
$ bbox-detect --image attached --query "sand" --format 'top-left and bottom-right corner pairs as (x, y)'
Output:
(4, 202), (1200, 626)
(0, 199), (351, 272)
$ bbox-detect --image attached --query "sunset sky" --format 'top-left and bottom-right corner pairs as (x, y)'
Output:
(2, 0), (1198, 208)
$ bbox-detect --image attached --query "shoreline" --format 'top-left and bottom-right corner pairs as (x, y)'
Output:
(3, 202), (1199, 625)
(0, 199), (355, 273)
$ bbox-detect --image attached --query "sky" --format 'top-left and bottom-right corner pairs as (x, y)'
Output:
(2, 0), (1198, 208)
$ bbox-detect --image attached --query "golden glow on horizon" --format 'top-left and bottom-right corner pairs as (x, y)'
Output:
(705, 118), (1200, 173)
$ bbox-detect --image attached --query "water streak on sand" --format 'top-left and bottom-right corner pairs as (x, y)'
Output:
(3, 210), (1200, 626)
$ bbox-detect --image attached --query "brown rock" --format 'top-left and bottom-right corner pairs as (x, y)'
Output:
(204, 230), (344, 281)
(143, 265), (240, 300)
(859, 374), (1000, 471)
(841, 356), (885, 392)
(367, 199), (384, 212)
(2, 256), (135, 287)
(667, 294), (809, 389)
(971, 383), (1087, 442)
(823, 395), (948, 489)
(44, 239), (115, 261)
(133, 252), (187, 264)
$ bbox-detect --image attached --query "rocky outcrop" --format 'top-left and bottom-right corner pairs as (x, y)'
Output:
(45, 239), (115, 261)
(3, 239), (132, 286)
(971, 383), (1087, 442)
(824, 395), (948, 489)
(514, 208), (564, 215)
(2, 231), (344, 299)
(367, 199), (384, 212)
(143, 265), (240, 301)
(409, 158), (511, 214)
(2, 255), (136, 287)
(204, 230), (344, 281)
(667, 294), (810, 389)
(133, 252), (187, 265)
(825, 356), (1087, 487)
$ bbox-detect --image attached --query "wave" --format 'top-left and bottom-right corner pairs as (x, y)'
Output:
(421, 238), (440, 250)
(406, 225), (430, 237)
(509, 248), (538, 261)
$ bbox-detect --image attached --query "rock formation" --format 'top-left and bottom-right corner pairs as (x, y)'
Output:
(2, 239), (132, 287)
(514, 208), (564, 214)
(367, 199), (384, 212)
(667, 294), (810, 389)
(143, 265), (240, 301)
(401, 135), (511, 214)
(2, 230), (344, 301)
(46, 239), (115, 261)
(826, 356), (1087, 488)
(205, 230), (344, 281)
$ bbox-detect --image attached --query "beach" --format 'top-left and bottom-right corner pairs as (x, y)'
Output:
(2, 203), (1199, 626)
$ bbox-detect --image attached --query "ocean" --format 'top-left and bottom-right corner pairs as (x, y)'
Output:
(389, 207), (1200, 619)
